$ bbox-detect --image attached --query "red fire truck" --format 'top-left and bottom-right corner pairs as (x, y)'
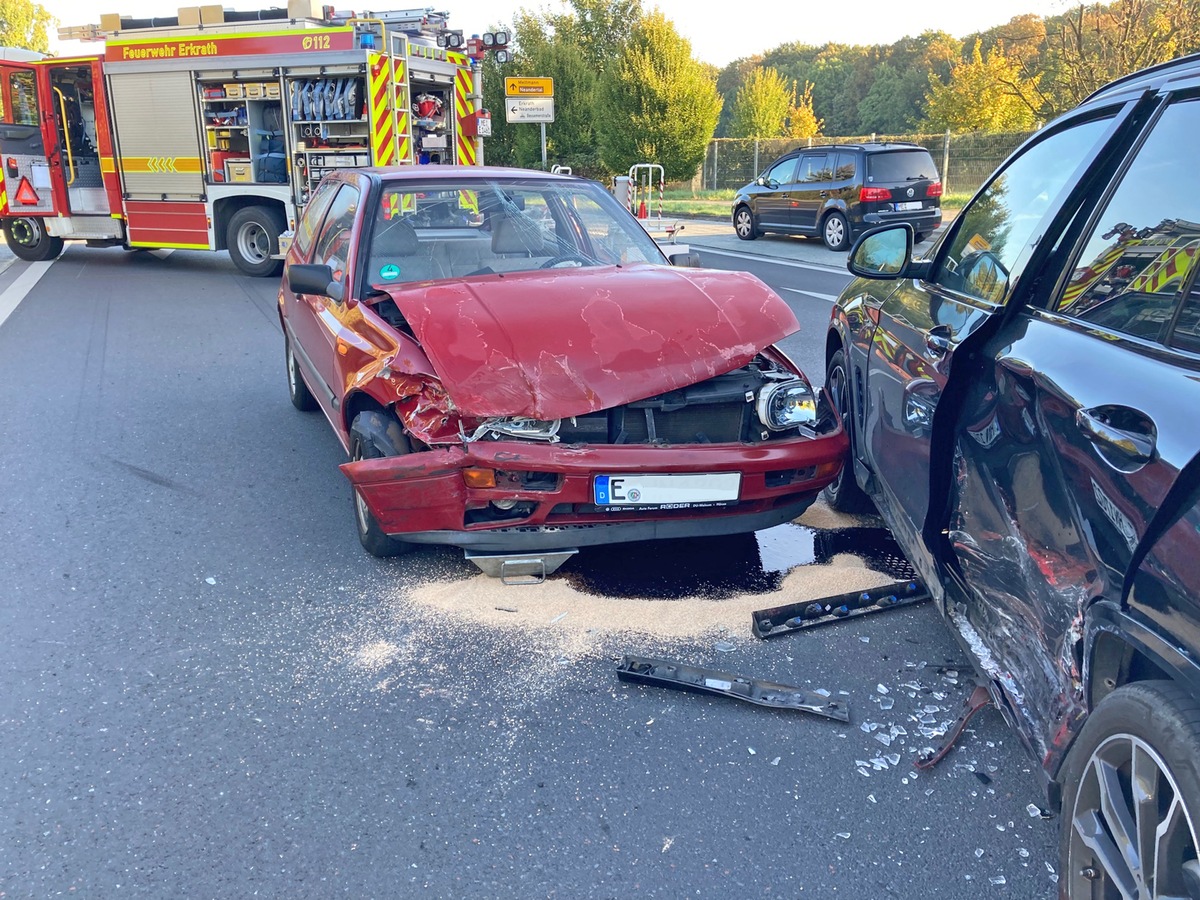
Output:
(0, 4), (491, 274)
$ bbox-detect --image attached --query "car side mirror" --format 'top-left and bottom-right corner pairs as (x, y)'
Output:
(755, 176), (766, 187)
(287, 263), (345, 302)
(847, 224), (927, 281)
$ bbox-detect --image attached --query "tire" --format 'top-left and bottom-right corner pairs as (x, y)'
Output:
(913, 232), (926, 243)
(822, 348), (874, 513)
(348, 411), (416, 558)
(822, 211), (850, 251)
(285, 337), (317, 412)
(227, 206), (285, 277)
(733, 205), (758, 241)
(3, 217), (64, 262)
(1059, 680), (1200, 899)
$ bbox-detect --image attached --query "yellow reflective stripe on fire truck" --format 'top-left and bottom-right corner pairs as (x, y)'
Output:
(100, 157), (116, 174)
(120, 157), (204, 174)
(129, 240), (211, 249)
(1062, 243), (1125, 305)
(393, 57), (412, 164)
(1128, 241), (1200, 294)
(0, 186), (8, 214)
(367, 53), (396, 167)
(454, 67), (475, 166)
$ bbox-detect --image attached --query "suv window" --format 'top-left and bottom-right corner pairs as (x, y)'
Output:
(934, 115), (1114, 304)
(1055, 98), (1200, 346)
(833, 151), (857, 181)
(762, 156), (797, 185)
(865, 149), (937, 183)
(797, 153), (832, 182)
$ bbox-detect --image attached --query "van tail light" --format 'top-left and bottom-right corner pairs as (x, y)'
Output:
(927, 181), (943, 197)
(859, 186), (892, 202)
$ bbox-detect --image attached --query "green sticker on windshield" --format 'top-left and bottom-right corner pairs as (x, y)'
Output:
(379, 264), (400, 281)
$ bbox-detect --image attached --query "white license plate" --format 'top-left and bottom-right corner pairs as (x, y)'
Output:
(895, 200), (922, 211)
(593, 473), (741, 506)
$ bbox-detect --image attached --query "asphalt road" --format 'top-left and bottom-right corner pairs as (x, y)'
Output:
(0, 243), (1059, 897)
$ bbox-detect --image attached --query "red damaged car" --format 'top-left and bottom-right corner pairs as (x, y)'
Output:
(278, 166), (845, 567)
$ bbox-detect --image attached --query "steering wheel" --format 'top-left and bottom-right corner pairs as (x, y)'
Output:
(540, 254), (592, 269)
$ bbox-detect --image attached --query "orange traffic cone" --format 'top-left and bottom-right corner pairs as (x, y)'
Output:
(637, 199), (647, 219)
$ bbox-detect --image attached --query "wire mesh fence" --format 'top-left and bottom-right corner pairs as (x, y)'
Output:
(697, 131), (1036, 197)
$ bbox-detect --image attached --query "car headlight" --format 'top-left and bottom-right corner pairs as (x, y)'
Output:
(756, 379), (817, 431)
(464, 417), (561, 442)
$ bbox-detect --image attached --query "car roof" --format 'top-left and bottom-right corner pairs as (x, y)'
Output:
(779, 142), (930, 157)
(364, 164), (579, 183)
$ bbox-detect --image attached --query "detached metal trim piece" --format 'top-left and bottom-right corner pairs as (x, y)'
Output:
(616, 655), (850, 722)
(752, 580), (930, 638)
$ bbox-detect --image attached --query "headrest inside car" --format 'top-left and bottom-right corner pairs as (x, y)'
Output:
(374, 218), (420, 256)
(491, 216), (545, 255)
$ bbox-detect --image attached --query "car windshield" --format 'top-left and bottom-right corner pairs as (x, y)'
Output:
(866, 150), (937, 183)
(364, 177), (666, 288)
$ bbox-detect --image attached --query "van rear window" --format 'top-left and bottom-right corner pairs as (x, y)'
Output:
(866, 150), (938, 183)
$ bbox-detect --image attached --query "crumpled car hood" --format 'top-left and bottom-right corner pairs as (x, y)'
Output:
(384, 264), (798, 419)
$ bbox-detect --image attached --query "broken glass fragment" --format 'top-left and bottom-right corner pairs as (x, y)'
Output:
(989, 875), (1006, 886)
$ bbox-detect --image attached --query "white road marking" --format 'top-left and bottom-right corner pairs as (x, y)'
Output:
(0, 260), (54, 331)
(782, 287), (841, 303)
(696, 245), (847, 274)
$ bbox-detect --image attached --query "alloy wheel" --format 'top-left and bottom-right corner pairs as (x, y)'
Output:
(1067, 732), (1200, 898)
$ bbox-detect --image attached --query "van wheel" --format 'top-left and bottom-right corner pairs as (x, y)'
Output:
(349, 411), (416, 558)
(227, 206), (284, 277)
(734, 206), (758, 241)
(3, 217), (64, 262)
(822, 212), (850, 251)
(822, 349), (873, 513)
(1059, 681), (1200, 899)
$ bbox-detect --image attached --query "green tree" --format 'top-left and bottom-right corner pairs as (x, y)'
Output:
(856, 62), (909, 133)
(0, 0), (54, 53)
(922, 40), (1040, 133)
(598, 10), (722, 181)
(729, 67), (791, 138)
(786, 81), (823, 138)
(510, 42), (605, 176)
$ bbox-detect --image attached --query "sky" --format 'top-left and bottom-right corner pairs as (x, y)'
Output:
(47, 0), (1077, 67)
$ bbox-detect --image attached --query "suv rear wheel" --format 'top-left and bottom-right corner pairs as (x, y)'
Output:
(734, 206), (758, 241)
(822, 211), (850, 251)
(1059, 681), (1200, 899)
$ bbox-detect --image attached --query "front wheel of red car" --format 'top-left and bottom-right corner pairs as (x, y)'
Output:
(1059, 680), (1200, 899)
(285, 338), (318, 412)
(822, 349), (874, 513)
(349, 411), (416, 558)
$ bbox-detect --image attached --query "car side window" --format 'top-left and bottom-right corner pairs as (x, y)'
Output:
(833, 152), (856, 181)
(797, 153), (831, 182)
(294, 180), (340, 258)
(934, 115), (1114, 304)
(1054, 98), (1200, 346)
(763, 156), (797, 185)
(312, 184), (360, 292)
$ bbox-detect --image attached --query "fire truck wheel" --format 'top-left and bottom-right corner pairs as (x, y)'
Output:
(227, 206), (285, 277)
(3, 217), (64, 262)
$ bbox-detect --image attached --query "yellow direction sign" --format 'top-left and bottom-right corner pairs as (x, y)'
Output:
(505, 77), (554, 97)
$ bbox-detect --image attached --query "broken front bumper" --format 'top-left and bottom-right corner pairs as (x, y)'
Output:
(340, 404), (847, 552)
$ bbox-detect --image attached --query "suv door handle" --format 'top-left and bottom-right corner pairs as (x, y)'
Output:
(820, 191), (829, 198)
(925, 325), (952, 356)
(1076, 408), (1156, 464)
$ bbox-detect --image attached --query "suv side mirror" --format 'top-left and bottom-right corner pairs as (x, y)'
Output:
(755, 175), (767, 187)
(287, 263), (345, 302)
(847, 224), (929, 281)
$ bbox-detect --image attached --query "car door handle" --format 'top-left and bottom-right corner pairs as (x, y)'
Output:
(925, 326), (952, 356)
(820, 191), (829, 198)
(1076, 408), (1156, 464)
